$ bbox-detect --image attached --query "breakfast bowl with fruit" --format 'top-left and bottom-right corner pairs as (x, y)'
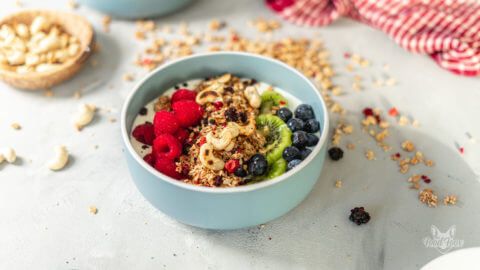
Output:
(121, 52), (329, 229)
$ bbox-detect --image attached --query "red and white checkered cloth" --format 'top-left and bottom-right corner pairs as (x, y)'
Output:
(266, 0), (480, 76)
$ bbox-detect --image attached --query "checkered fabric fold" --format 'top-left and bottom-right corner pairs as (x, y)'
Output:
(266, 0), (480, 76)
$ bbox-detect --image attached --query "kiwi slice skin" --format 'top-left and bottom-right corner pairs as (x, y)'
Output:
(260, 91), (289, 114)
(267, 158), (287, 179)
(255, 114), (292, 165)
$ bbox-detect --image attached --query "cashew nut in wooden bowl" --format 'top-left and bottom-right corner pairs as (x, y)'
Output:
(0, 10), (95, 90)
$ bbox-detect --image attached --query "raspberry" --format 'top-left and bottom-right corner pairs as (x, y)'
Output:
(153, 110), (179, 136)
(224, 159), (239, 173)
(174, 128), (189, 144)
(213, 101), (223, 111)
(143, 153), (155, 167)
(154, 158), (182, 180)
(132, 123), (155, 145)
(172, 100), (204, 127)
(152, 134), (182, 160)
(362, 108), (374, 117)
(171, 89), (197, 104)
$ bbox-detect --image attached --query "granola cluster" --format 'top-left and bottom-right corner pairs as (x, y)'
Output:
(154, 75), (267, 187)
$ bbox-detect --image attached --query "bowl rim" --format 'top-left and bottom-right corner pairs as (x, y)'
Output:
(121, 51), (330, 194)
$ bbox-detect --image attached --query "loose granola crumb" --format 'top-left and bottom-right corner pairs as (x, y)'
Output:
(331, 86), (341, 96)
(360, 59), (370, 67)
(425, 160), (435, 167)
(385, 77), (396, 86)
(346, 65), (353, 71)
(123, 74), (134, 81)
(335, 180), (342, 187)
(401, 141), (415, 152)
(409, 183), (420, 189)
(443, 195), (457, 205)
(11, 123), (20, 130)
(102, 15), (111, 32)
(93, 145), (99, 150)
(374, 80), (383, 87)
(74, 91), (81, 99)
(208, 19), (224, 31)
(398, 116), (408, 125)
(365, 150), (376, 160)
(419, 188), (437, 207)
(408, 174), (420, 183)
(354, 75), (362, 82)
(352, 83), (361, 91)
(89, 206), (98, 214)
(44, 89), (53, 97)
(67, 1), (77, 9)
(109, 117), (116, 123)
(412, 120), (419, 127)
(347, 144), (355, 149)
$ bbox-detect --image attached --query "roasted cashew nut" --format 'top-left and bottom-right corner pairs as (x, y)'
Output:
(47, 145), (69, 171)
(224, 141), (235, 152)
(244, 85), (261, 108)
(206, 123), (239, 150)
(196, 89), (222, 105)
(199, 143), (224, 171)
(228, 118), (256, 136)
(206, 130), (234, 150)
(72, 103), (95, 131)
(202, 73), (231, 93)
(0, 147), (16, 163)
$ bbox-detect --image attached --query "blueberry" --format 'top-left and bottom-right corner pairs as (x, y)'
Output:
(328, 147), (344, 161)
(277, 107), (293, 123)
(304, 119), (320, 133)
(286, 159), (302, 171)
(234, 167), (248, 177)
(294, 104), (315, 120)
(247, 154), (268, 176)
(287, 118), (304, 132)
(282, 146), (300, 162)
(298, 148), (312, 160)
(306, 134), (319, 147)
(292, 131), (308, 148)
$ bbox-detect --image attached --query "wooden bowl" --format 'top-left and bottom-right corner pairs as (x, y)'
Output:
(0, 10), (95, 90)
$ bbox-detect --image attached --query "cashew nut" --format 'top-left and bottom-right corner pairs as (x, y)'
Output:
(0, 147), (16, 163)
(206, 123), (239, 150)
(6, 50), (25, 65)
(206, 130), (234, 150)
(201, 73), (232, 94)
(199, 143), (224, 170)
(46, 145), (69, 171)
(72, 103), (95, 131)
(15, 23), (29, 39)
(30, 16), (51, 35)
(36, 63), (61, 72)
(196, 89), (222, 105)
(244, 85), (261, 108)
(228, 118), (256, 136)
(224, 141), (235, 152)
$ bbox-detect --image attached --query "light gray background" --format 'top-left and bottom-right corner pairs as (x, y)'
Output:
(1, 0), (479, 269)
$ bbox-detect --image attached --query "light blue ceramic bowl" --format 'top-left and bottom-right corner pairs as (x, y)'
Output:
(77, 0), (195, 19)
(121, 52), (329, 230)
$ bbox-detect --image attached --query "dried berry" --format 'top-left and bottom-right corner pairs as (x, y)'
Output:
(139, 107), (148, 115)
(328, 147), (344, 161)
(224, 108), (238, 122)
(349, 207), (370, 225)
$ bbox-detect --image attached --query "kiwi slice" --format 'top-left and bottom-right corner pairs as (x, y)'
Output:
(267, 158), (287, 179)
(255, 114), (292, 165)
(260, 91), (289, 114)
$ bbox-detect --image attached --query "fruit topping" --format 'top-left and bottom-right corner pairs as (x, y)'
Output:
(132, 123), (155, 145)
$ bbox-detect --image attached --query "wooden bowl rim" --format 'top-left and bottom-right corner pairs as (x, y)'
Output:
(0, 9), (95, 83)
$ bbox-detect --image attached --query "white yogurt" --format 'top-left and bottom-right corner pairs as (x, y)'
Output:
(129, 79), (303, 159)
